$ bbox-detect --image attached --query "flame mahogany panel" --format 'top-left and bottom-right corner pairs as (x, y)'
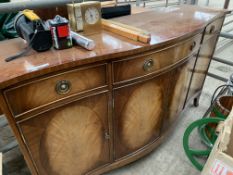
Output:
(18, 93), (110, 175)
(0, 5), (226, 175)
(114, 72), (169, 159)
(165, 54), (197, 127)
(4, 64), (107, 116)
(113, 34), (201, 84)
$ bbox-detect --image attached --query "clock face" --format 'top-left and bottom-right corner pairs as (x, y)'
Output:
(84, 7), (100, 25)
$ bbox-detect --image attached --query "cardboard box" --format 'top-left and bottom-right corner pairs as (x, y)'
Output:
(201, 108), (233, 175)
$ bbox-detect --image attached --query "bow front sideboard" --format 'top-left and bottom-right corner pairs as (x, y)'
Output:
(0, 5), (226, 175)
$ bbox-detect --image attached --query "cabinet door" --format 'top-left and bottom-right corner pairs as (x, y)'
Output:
(164, 55), (197, 129)
(113, 73), (170, 159)
(18, 92), (110, 175)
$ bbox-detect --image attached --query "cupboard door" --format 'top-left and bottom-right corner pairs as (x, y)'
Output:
(18, 92), (110, 175)
(114, 73), (170, 159)
(165, 55), (197, 129)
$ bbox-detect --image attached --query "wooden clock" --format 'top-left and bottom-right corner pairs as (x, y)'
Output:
(67, 1), (102, 34)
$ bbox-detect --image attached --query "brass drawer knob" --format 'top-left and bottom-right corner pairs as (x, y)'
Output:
(190, 41), (196, 51)
(143, 59), (154, 71)
(55, 80), (71, 95)
(209, 25), (215, 34)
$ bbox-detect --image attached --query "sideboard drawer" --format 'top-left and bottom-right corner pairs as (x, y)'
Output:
(4, 64), (107, 116)
(203, 17), (224, 42)
(113, 35), (201, 83)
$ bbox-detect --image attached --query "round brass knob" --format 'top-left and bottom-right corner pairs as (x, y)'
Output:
(143, 59), (154, 71)
(190, 41), (196, 51)
(209, 25), (215, 34)
(55, 80), (71, 95)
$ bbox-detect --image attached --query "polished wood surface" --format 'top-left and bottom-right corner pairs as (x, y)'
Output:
(114, 72), (169, 159)
(5, 64), (107, 116)
(113, 34), (201, 83)
(0, 5), (226, 89)
(166, 55), (197, 128)
(0, 5), (226, 175)
(18, 92), (110, 175)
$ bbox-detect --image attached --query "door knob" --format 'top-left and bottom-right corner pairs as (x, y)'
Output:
(55, 80), (71, 95)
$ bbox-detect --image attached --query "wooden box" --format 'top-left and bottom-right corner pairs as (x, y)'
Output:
(201, 108), (233, 175)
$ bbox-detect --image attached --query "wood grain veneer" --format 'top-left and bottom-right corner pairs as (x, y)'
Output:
(5, 64), (107, 116)
(166, 54), (197, 127)
(113, 72), (168, 159)
(18, 92), (110, 175)
(0, 5), (227, 175)
(113, 34), (201, 83)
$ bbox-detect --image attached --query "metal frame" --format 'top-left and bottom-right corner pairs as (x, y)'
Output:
(200, 0), (233, 83)
(0, 0), (110, 13)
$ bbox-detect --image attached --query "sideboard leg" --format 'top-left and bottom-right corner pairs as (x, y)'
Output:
(193, 97), (200, 107)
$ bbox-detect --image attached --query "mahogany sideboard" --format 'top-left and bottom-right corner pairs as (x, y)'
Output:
(0, 5), (227, 175)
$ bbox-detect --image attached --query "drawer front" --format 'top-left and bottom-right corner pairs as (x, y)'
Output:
(113, 34), (202, 83)
(203, 17), (224, 42)
(5, 64), (107, 116)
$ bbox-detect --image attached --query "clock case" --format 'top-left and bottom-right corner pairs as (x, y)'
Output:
(67, 1), (102, 34)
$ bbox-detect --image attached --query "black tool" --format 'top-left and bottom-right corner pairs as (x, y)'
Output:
(101, 4), (131, 19)
(5, 10), (52, 62)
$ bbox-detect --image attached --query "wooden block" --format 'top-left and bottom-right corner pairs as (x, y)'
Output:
(102, 19), (139, 41)
(103, 19), (149, 35)
(102, 19), (151, 43)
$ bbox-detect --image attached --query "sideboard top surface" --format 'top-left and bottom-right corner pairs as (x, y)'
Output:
(0, 5), (225, 89)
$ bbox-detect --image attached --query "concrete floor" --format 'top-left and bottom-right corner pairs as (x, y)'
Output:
(1, 1), (233, 175)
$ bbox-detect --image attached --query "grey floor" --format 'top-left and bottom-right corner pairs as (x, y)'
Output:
(1, 1), (233, 175)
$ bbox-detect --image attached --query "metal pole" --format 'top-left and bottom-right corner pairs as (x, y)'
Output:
(220, 32), (233, 39)
(207, 72), (228, 82)
(223, 19), (233, 26)
(136, 0), (140, 6)
(224, 0), (230, 9)
(0, 0), (104, 13)
(212, 56), (233, 67)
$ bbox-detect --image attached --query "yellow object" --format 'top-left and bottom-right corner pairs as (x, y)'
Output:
(23, 9), (40, 21)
